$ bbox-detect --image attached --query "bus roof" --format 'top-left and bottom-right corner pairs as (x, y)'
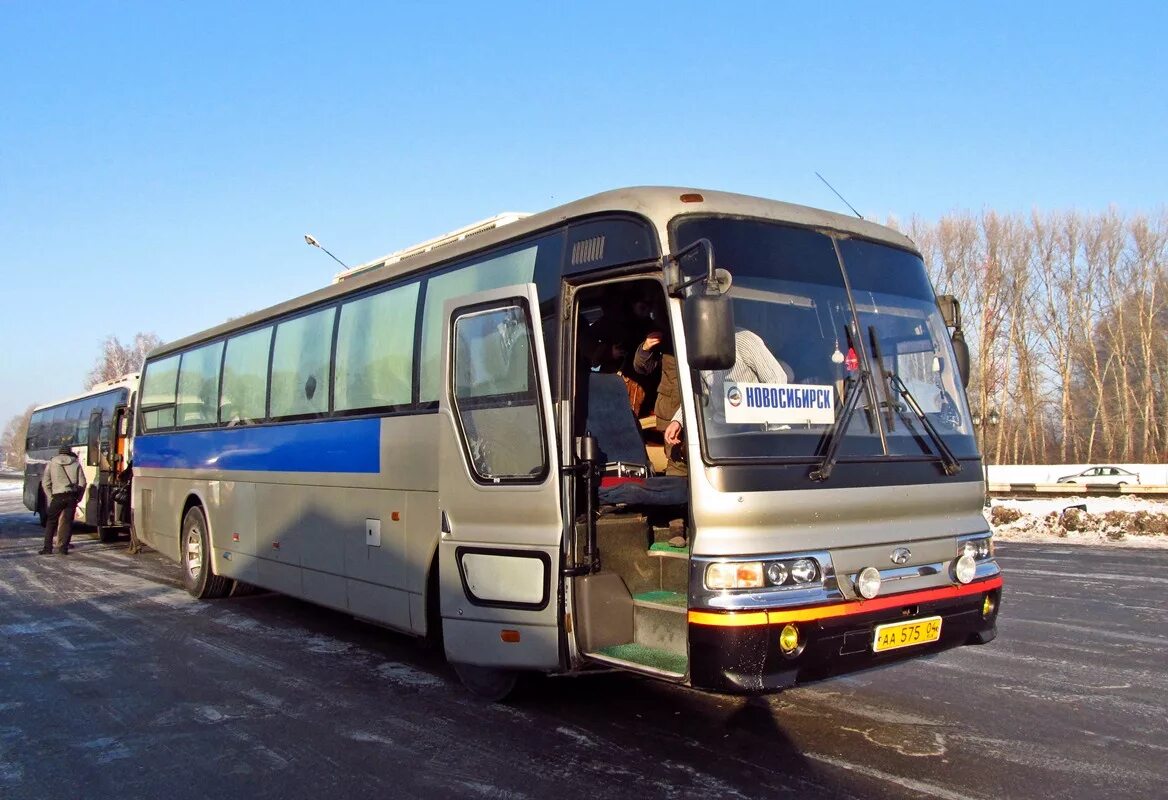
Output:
(32, 373), (139, 414)
(149, 186), (918, 359)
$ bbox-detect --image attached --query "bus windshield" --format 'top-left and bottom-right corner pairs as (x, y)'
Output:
(672, 216), (975, 464)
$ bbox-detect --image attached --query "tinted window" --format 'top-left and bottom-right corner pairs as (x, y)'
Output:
(220, 327), (272, 424)
(451, 302), (546, 482)
(141, 354), (180, 431)
(335, 281), (419, 412)
(270, 308), (335, 418)
(419, 245), (538, 403)
(26, 410), (45, 451)
(177, 341), (224, 428)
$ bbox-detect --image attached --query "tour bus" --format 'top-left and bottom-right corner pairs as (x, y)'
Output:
(24, 374), (138, 540)
(132, 187), (1001, 699)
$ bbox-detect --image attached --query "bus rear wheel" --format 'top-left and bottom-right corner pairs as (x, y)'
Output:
(181, 505), (233, 600)
(452, 662), (518, 702)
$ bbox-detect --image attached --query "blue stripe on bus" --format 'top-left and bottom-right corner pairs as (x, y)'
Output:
(133, 418), (381, 473)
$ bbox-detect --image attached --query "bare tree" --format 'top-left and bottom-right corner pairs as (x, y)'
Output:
(1, 404), (38, 469)
(85, 333), (162, 388)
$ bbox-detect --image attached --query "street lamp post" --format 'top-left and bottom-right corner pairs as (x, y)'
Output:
(972, 406), (1000, 505)
(304, 234), (350, 271)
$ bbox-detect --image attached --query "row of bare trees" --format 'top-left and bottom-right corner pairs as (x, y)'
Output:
(902, 209), (1168, 464)
(1, 334), (159, 468)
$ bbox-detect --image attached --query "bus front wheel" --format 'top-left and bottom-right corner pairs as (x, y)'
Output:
(181, 505), (233, 600)
(452, 662), (518, 702)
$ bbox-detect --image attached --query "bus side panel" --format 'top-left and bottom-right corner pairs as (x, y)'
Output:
(210, 480), (259, 585)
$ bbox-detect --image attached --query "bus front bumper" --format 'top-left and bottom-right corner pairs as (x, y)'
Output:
(687, 576), (1002, 694)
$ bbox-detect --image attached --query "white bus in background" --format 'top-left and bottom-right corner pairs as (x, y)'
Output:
(133, 187), (1001, 700)
(23, 374), (138, 541)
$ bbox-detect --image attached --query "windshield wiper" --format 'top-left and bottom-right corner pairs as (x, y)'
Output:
(869, 326), (962, 476)
(809, 371), (869, 482)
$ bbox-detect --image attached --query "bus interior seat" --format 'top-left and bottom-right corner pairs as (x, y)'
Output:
(585, 372), (687, 508)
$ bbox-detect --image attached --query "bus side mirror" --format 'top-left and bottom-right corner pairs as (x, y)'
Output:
(667, 238), (736, 370)
(951, 328), (970, 388)
(937, 295), (971, 388)
(684, 291), (735, 371)
(86, 409), (103, 467)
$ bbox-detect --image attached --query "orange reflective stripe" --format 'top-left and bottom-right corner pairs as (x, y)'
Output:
(688, 576), (1004, 628)
(687, 610), (770, 627)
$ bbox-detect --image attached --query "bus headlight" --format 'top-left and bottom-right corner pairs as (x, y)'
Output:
(790, 558), (819, 585)
(765, 562), (789, 585)
(706, 561), (764, 590)
(856, 566), (881, 599)
(961, 537), (993, 560)
(954, 553), (977, 584)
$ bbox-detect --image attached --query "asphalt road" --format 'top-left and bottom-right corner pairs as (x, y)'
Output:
(1, 481), (1165, 800)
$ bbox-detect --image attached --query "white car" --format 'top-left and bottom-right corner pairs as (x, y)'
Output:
(1056, 466), (1141, 486)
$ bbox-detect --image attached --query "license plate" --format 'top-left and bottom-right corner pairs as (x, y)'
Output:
(872, 616), (942, 653)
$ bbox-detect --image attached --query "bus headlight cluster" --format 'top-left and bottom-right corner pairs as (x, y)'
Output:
(706, 558), (821, 590)
(960, 537), (994, 560)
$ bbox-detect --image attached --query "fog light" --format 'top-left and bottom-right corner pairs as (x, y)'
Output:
(779, 623), (800, 655)
(790, 558), (819, 584)
(982, 593), (996, 618)
(954, 553), (977, 584)
(856, 566), (881, 599)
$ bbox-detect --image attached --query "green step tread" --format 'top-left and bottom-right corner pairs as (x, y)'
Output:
(633, 590), (687, 608)
(596, 643), (688, 674)
(649, 542), (689, 555)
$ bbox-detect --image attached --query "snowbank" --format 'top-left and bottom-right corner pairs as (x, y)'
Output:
(988, 495), (1168, 549)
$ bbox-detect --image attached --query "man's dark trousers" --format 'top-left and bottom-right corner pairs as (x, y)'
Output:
(42, 494), (79, 553)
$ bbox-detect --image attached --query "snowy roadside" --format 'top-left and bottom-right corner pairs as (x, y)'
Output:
(988, 495), (1168, 549)
(3, 478), (1166, 549)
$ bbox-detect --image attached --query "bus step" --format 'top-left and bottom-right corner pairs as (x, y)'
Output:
(633, 591), (687, 656)
(593, 642), (687, 676)
(647, 541), (688, 558)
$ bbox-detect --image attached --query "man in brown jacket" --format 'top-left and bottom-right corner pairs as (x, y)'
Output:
(40, 445), (87, 555)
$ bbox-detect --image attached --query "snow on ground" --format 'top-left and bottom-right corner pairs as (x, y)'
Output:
(989, 495), (1168, 549)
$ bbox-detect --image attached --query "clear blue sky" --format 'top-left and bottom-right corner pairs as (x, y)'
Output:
(2, 1), (1164, 426)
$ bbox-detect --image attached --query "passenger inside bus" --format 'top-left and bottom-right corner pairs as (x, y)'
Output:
(664, 328), (790, 449)
(583, 284), (667, 418)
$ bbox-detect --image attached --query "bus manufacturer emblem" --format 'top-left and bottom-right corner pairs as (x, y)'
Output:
(890, 547), (912, 565)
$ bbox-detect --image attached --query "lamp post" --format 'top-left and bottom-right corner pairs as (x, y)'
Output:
(304, 234), (349, 271)
(972, 406), (1000, 505)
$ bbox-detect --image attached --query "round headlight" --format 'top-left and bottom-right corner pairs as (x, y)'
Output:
(766, 562), (789, 585)
(954, 553), (977, 584)
(790, 558), (819, 584)
(856, 566), (881, 599)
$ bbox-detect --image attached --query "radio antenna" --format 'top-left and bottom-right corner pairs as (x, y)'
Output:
(815, 172), (862, 219)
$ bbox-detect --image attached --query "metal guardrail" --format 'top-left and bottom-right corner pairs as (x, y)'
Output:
(988, 482), (1168, 498)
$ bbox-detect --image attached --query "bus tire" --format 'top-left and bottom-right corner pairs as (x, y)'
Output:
(98, 526), (121, 543)
(452, 662), (518, 702)
(181, 505), (233, 600)
(37, 492), (47, 528)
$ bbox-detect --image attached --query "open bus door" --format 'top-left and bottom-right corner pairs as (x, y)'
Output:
(436, 284), (564, 699)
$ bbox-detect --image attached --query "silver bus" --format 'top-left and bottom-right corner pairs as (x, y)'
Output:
(132, 187), (1001, 699)
(24, 374), (138, 540)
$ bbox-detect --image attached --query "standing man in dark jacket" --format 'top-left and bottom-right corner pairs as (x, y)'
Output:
(40, 445), (87, 555)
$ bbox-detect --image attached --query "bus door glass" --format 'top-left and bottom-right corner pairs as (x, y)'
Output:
(436, 284), (563, 672)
